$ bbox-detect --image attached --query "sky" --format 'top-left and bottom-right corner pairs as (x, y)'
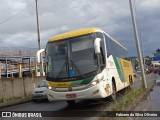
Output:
(0, 0), (159, 56)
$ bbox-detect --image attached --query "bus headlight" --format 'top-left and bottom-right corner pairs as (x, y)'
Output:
(89, 75), (104, 87)
(91, 80), (100, 86)
(48, 85), (55, 91)
(91, 81), (98, 86)
(48, 86), (52, 90)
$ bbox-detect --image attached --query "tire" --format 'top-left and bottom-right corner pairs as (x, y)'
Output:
(66, 100), (75, 105)
(128, 76), (133, 90)
(32, 99), (38, 102)
(111, 82), (116, 101)
(129, 75), (133, 85)
(129, 78), (133, 85)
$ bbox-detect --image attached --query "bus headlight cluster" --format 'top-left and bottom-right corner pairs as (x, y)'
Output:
(48, 86), (52, 90)
(89, 75), (104, 87)
(91, 80), (100, 86)
(47, 85), (55, 91)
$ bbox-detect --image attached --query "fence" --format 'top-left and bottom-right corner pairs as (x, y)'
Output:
(0, 47), (41, 78)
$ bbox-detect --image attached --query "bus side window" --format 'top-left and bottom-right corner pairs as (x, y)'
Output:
(96, 32), (106, 68)
(100, 47), (105, 69)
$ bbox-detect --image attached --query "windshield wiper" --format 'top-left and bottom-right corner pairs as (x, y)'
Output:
(70, 60), (85, 79)
(56, 58), (68, 78)
(56, 58), (85, 79)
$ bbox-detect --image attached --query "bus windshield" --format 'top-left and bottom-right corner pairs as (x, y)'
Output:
(46, 34), (98, 79)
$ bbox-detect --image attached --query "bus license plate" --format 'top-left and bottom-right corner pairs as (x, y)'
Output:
(66, 94), (76, 98)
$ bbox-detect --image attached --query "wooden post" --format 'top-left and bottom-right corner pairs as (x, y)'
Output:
(19, 64), (22, 78)
(6, 59), (8, 78)
(35, 63), (38, 77)
(0, 62), (1, 79)
(11, 73), (14, 78)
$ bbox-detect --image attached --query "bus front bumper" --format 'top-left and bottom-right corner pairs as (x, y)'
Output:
(47, 83), (110, 101)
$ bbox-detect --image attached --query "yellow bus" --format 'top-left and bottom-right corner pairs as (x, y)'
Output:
(45, 27), (134, 104)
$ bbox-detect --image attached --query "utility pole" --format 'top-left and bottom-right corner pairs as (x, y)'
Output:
(35, 0), (43, 76)
(129, 0), (147, 89)
(35, 0), (41, 50)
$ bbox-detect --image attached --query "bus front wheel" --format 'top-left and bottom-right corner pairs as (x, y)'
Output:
(111, 82), (116, 101)
(66, 100), (75, 105)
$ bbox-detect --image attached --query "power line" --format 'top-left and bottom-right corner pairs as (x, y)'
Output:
(0, 2), (35, 25)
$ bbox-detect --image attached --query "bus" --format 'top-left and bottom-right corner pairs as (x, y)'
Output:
(45, 27), (134, 104)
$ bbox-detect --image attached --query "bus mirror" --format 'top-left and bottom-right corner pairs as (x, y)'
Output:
(94, 38), (101, 54)
(36, 49), (45, 63)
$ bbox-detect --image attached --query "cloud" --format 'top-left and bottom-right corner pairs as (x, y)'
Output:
(0, 0), (159, 56)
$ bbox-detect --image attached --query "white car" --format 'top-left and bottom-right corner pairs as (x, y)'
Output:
(32, 80), (48, 102)
(133, 71), (137, 77)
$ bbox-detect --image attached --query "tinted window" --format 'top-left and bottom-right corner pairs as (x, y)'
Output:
(96, 32), (106, 65)
(105, 34), (129, 59)
(38, 81), (47, 87)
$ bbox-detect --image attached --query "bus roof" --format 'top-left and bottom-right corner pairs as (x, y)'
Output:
(48, 27), (127, 50)
(48, 27), (102, 42)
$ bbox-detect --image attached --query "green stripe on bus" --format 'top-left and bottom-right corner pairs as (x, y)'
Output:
(113, 56), (126, 82)
(81, 76), (94, 84)
(71, 76), (94, 86)
(71, 80), (82, 86)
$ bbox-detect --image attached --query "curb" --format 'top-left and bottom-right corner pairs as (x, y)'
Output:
(0, 98), (32, 109)
(126, 79), (155, 111)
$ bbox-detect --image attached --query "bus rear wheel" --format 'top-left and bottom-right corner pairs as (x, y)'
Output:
(129, 75), (133, 85)
(128, 75), (133, 90)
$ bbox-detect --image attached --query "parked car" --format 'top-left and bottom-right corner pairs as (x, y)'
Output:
(136, 70), (141, 74)
(32, 80), (48, 102)
(156, 80), (160, 86)
(133, 71), (137, 77)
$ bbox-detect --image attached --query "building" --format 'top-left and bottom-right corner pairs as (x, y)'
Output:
(152, 49), (160, 66)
